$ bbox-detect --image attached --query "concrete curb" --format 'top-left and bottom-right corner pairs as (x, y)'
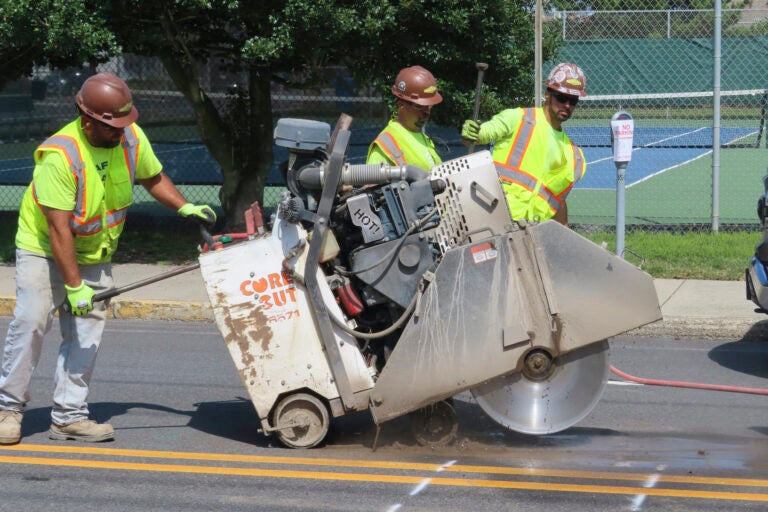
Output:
(629, 316), (768, 341)
(0, 296), (214, 323)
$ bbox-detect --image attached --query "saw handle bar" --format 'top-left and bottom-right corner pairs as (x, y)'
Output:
(61, 219), (212, 313)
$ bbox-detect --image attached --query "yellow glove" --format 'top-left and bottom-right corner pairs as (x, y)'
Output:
(65, 281), (95, 316)
(178, 203), (216, 228)
(461, 119), (481, 142)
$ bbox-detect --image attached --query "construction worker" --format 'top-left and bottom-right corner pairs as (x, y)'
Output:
(461, 62), (587, 226)
(366, 65), (443, 171)
(0, 72), (216, 445)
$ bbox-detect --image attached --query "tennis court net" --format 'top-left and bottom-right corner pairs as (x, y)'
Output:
(568, 89), (767, 149)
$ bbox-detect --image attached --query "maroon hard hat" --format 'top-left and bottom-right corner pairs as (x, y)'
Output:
(391, 66), (443, 106)
(75, 72), (139, 128)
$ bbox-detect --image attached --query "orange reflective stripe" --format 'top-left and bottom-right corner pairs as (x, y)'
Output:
(495, 162), (538, 191)
(495, 163), (562, 213)
(571, 140), (585, 183)
(122, 125), (139, 183)
(36, 135), (88, 224)
(33, 127), (137, 236)
(375, 132), (406, 165)
(503, 108), (536, 168)
(538, 182), (565, 211)
(106, 208), (128, 228)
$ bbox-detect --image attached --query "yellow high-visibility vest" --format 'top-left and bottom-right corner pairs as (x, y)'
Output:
(16, 119), (147, 264)
(488, 107), (585, 222)
(366, 119), (441, 171)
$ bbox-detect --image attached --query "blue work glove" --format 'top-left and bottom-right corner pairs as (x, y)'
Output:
(461, 119), (481, 142)
(178, 203), (216, 228)
(65, 281), (95, 316)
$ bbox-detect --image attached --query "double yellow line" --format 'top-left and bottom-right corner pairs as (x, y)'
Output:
(1, 444), (767, 502)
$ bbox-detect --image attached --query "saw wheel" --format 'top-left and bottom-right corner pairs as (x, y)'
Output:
(410, 400), (458, 447)
(470, 340), (610, 435)
(272, 392), (330, 449)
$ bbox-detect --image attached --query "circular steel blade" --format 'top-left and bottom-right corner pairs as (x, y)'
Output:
(470, 340), (610, 435)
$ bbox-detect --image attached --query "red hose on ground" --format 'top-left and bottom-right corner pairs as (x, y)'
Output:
(610, 365), (768, 396)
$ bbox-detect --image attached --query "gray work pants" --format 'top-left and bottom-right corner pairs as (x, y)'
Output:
(0, 249), (113, 425)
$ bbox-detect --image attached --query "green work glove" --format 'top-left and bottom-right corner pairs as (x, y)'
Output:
(178, 203), (216, 228)
(65, 281), (95, 316)
(461, 119), (480, 142)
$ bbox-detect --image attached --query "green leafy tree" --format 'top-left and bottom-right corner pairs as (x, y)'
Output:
(3, 0), (555, 228)
(0, 0), (119, 91)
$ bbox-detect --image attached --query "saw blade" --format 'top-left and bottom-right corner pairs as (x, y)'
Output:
(470, 339), (610, 435)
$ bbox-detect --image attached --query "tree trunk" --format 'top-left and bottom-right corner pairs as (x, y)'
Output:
(160, 57), (274, 231)
(218, 66), (273, 231)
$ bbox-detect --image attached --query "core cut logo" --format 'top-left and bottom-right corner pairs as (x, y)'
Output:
(240, 270), (300, 324)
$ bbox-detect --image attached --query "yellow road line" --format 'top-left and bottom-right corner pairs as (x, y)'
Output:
(0, 454), (767, 502)
(1, 444), (765, 488)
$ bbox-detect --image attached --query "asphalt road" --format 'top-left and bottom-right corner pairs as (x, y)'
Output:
(0, 319), (767, 511)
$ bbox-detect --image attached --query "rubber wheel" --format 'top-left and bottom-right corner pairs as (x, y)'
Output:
(272, 393), (330, 449)
(410, 400), (458, 447)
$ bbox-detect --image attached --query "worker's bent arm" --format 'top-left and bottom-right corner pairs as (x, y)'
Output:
(477, 109), (520, 146)
(553, 202), (568, 227)
(43, 207), (82, 287)
(139, 171), (188, 212)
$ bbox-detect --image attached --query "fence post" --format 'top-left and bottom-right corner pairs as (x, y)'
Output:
(712, 0), (722, 233)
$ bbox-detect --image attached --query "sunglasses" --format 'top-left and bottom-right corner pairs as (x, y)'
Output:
(549, 90), (579, 106)
(402, 101), (431, 112)
(83, 113), (124, 133)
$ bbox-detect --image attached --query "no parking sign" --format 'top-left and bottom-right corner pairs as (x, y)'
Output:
(611, 111), (634, 163)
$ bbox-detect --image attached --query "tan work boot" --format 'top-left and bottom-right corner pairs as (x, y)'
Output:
(0, 410), (23, 444)
(49, 419), (114, 442)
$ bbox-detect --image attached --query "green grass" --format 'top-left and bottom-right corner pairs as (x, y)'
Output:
(580, 229), (757, 281)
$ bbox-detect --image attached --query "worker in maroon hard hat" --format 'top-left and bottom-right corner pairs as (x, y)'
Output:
(0, 72), (215, 445)
(366, 66), (443, 171)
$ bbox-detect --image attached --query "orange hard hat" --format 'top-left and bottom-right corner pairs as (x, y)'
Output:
(75, 72), (138, 128)
(545, 63), (587, 98)
(391, 66), (443, 106)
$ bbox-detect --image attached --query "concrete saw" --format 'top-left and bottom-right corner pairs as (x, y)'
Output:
(198, 118), (662, 448)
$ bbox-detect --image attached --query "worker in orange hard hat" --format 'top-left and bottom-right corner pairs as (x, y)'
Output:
(0, 72), (216, 446)
(366, 66), (443, 171)
(461, 63), (587, 226)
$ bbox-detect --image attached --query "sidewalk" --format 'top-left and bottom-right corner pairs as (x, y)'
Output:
(0, 263), (766, 340)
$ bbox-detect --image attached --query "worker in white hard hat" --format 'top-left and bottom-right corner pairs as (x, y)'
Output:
(461, 62), (587, 226)
(0, 72), (216, 445)
(366, 65), (443, 171)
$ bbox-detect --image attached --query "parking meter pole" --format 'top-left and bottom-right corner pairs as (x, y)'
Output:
(616, 162), (627, 258)
(611, 111), (634, 259)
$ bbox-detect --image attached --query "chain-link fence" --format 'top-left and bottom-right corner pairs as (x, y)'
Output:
(1, 8), (767, 234)
(0, 57), (391, 223)
(547, 8), (768, 233)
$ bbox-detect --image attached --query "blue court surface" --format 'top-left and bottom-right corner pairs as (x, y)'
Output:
(568, 125), (761, 190)
(0, 125), (759, 191)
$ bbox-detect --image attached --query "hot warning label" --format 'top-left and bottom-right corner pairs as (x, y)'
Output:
(470, 242), (497, 264)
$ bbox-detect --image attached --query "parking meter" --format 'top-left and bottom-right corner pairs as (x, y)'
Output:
(611, 111), (634, 258)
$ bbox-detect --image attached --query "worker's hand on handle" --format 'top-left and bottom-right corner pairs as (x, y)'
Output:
(178, 203), (217, 229)
(461, 119), (480, 144)
(64, 281), (95, 316)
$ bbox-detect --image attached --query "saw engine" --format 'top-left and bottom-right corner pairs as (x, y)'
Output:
(198, 117), (662, 448)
